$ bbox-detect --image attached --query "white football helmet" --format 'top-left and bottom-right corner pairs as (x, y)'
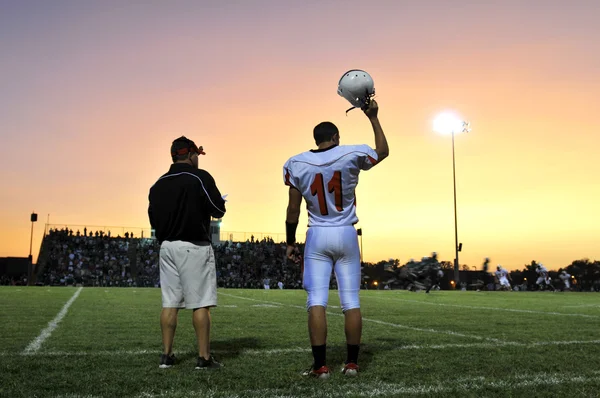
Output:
(337, 69), (375, 111)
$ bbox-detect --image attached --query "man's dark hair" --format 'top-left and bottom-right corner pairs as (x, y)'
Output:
(313, 122), (339, 145)
(171, 136), (198, 162)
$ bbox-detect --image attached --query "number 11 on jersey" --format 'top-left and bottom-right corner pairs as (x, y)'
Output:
(310, 171), (343, 216)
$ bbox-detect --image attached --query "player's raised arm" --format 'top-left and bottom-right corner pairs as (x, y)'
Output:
(363, 100), (389, 163)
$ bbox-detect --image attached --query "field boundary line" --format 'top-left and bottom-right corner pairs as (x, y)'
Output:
(22, 287), (83, 355)
(368, 294), (600, 318)
(217, 292), (505, 343)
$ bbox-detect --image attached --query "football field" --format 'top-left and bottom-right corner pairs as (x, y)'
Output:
(1, 287), (599, 397)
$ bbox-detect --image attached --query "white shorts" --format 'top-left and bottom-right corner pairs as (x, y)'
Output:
(159, 240), (217, 309)
(499, 277), (510, 287)
(303, 225), (361, 312)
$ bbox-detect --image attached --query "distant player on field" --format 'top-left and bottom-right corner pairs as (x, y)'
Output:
(494, 265), (511, 291)
(424, 252), (442, 293)
(559, 270), (571, 291)
(535, 263), (556, 291)
(283, 99), (389, 378)
(477, 257), (491, 291)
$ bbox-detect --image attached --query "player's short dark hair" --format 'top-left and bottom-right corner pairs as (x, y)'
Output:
(313, 122), (339, 145)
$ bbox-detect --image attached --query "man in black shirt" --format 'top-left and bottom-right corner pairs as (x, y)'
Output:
(149, 136), (226, 370)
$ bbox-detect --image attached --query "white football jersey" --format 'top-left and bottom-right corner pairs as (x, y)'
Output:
(537, 266), (548, 275)
(495, 268), (508, 279)
(559, 272), (570, 281)
(283, 144), (378, 227)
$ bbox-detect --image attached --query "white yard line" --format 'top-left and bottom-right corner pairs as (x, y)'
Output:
(217, 292), (505, 343)
(10, 338), (600, 357)
(368, 295), (600, 318)
(22, 287), (83, 355)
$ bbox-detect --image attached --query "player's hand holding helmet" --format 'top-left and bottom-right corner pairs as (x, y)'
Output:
(362, 99), (379, 119)
(337, 69), (376, 113)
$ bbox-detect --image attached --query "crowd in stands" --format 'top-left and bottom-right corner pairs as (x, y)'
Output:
(213, 238), (304, 289)
(19, 228), (600, 292)
(40, 228), (134, 287)
(0, 275), (28, 286)
(38, 228), (305, 289)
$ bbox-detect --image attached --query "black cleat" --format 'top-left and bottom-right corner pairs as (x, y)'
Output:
(195, 355), (222, 370)
(159, 353), (176, 369)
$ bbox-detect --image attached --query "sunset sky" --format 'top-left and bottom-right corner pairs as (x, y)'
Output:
(1, 0), (599, 271)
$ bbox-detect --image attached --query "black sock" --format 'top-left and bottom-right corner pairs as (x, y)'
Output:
(346, 344), (360, 364)
(311, 344), (326, 369)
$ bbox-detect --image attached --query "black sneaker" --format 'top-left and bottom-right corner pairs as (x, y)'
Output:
(195, 355), (222, 370)
(159, 353), (176, 369)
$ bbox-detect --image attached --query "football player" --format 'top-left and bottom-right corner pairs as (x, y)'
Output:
(283, 86), (389, 378)
(535, 263), (556, 291)
(494, 265), (511, 291)
(559, 270), (571, 291)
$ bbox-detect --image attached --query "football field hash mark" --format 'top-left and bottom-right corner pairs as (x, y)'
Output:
(251, 304), (280, 308)
(22, 287), (83, 355)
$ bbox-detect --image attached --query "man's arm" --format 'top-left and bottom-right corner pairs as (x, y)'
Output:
(285, 186), (303, 261)
(363, 99), (389, 163)
(200, 171), (226, 218)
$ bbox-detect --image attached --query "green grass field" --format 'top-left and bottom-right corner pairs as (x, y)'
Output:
(1, 287), (599, 397)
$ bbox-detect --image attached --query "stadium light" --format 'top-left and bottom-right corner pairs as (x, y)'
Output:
(433, 111), (470, 284)
(433, 112), (468, 135)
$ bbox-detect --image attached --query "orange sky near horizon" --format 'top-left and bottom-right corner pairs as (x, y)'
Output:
(1, 1), (599, 271)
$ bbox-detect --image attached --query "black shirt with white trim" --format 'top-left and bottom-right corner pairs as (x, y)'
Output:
(148, 163), (226, 244)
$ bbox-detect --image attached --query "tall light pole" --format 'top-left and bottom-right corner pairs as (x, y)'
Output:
(29, 212), (38, 285)
(433, 112), (470, 284)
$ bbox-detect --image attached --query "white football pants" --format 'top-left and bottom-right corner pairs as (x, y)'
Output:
(303, 225), (361, 312)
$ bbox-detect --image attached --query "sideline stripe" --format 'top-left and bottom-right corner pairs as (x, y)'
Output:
(22, 287), (83, 355)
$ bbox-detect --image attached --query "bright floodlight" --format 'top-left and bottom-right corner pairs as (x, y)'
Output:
(433, 111), (465, 135)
